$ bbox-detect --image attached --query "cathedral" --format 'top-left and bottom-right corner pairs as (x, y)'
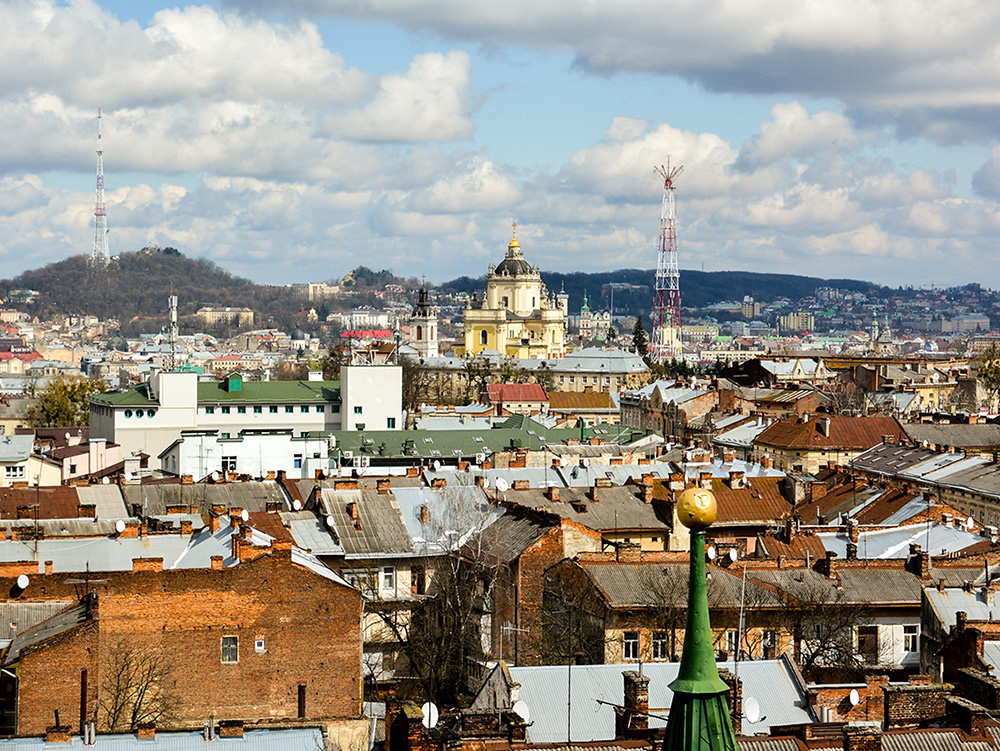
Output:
(461, 226), (567, 359)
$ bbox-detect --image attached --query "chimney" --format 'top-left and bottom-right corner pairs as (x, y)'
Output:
(642, 484), (653, 503)
(180, 520), (193, 535)
(589, 486), (600, 502)
(376, 478), (391, 495)
(419, 505), (428, 525)
(513, 479), (530, 490)
(137, 724), (155, 740)
(761, 455), (774, 470)
(547, 486), (561, 502)
(848, 518), (860, 543)
(821, 551), (839, 579)
(616, 670), (650, 738)
(181, 474), (193, 485)
(347, 502), (359, 521)
(728, 470), (745, 489)
(431, 477), (447, 490)
(942, 513), (953, 526)
(846, 541), (858, 560)
(211, 556), (224, 570)
(699, 471), (713, 489)
(843, 723), (882, 751)
(209, 510), (221, 534)
(717, 668), (743, 736)
(819, 417), (831, 438)
(723, 451), (736, 464)
(474, 475), (485, 488)
(77, 504), (96, 519)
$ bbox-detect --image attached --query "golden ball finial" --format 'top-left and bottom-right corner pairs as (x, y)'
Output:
(677, 487), (717, 530)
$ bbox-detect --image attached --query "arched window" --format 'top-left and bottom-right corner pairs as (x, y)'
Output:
(480, 330), (488, 345)
(416, 326), (423, 341)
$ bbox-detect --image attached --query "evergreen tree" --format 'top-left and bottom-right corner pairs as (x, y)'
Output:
(633, 315), (649, 363)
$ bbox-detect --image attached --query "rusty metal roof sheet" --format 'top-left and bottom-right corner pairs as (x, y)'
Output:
(755, 415), (906, 451)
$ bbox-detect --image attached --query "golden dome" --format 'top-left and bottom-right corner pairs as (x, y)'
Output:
(677, 488), (717, 530)
(508, 222), (520, 248)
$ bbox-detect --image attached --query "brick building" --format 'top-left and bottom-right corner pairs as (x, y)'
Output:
(0, 546), (362, 736)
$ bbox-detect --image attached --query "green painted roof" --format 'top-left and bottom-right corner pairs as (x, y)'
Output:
(91, 380), (340, 408)
(197, 380), (339, 403)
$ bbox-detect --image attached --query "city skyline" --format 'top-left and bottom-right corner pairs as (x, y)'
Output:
(1, 0), (999, 288)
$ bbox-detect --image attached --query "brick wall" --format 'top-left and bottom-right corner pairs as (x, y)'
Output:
(883, 682), (950, 729)
(955, 668), (1000, 710)
(7, 550), (363, 735)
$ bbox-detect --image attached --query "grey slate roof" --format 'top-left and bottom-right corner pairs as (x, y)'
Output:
(925, 587), (1000, 629)
(507, 659), (811, 742)
(0, 435), (32, 462)
(6, 601), (89, 663)
(122, 481), (288, 515)
(905, 424), (1000, 449)
(502, 485), (670, 532)
(316, 488), (414, 558)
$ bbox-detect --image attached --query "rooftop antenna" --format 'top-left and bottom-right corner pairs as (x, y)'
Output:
(650, 158), (684, 363)
(168, 294), (179, 371)
(91, 108), (110, 266)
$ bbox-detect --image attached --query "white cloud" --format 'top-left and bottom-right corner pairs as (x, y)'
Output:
(333, 51), (474, 143)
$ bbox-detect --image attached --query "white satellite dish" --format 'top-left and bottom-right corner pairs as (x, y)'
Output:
(292, 499), (303, 511)
(744, 696), (761, 724)
(211, 471), (220, 482)
(495, 478), (510, 493)
(421, 702), (439, 729)
(326, 515), (335, 528)
(512, 700), (530, 724)
(849, 688), (860, 706)
(433, 460), (441, 471)
(706, 545), (717, 561)
(240, 509), (249, 522)
(115, 520), (126, 535)
(728, 548), (738, 563)
(16, 574), (29, 590)
(102, 477), (109, 485)
(966, 517), (975, 530)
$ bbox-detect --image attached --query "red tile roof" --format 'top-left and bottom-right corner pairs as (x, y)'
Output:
(711, 477), (791, 525)
(487, 383), (548, 403)
(755, 414), (905, 451)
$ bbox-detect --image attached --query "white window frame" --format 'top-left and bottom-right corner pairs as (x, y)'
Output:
(382, 566), (396, 593)
(903, 624), (919, 653)
(623, 631), (639, 661)
(651, 631), (668, 660)
(4, 465), (24, 479)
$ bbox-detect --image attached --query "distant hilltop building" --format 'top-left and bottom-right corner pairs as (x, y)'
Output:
(778, 310), (814, 333)
(196, 306), (254, 327)
(461, 226), (567, 359)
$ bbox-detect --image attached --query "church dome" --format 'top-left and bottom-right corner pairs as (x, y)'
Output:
(493, 224), (534, 276)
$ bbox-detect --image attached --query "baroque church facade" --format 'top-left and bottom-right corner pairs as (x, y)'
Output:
(461, 227), (567, 359)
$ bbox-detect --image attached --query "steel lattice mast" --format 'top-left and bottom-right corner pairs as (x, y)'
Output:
(91, 107), (109, 265)
(650, 159), (684, 362)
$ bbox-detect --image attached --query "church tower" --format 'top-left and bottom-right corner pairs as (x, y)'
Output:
(410, 287), (439, 358)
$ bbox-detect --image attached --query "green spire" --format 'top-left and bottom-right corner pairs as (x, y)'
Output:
(664, 489), (737, 751)
(581, 290), (589, 312)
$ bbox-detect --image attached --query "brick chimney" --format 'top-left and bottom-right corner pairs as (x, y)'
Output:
(513, 479), (530, 490)
(77, 504), (96, 519)
(723, 450), (736, 464)
(842, 723), (882, 751)
(616, 670), (650, 738)
(718, 668), (743, 736)
(761, 455), (774, 470)
(347, 502), (359, 522)
(419, 505), (428, 525)
(137, 724), (155, 739)
(589, 486), (600, 502)
(847, 518), (860, 543)
(728, 470), (745, 489)
(820, 550), (838, 579)
(699, 471), (713, 489)
(547, 486), (561, 502)
(218, 721), (244, 738)
(846, 541), (858, 560)
(377, 478), (391, 495)
(431, 477), (447, 490)
(474, 475), (485, 488)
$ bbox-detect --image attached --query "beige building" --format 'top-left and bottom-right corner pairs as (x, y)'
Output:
(196, 307), (254, 327)
(460, 227), (567, 359)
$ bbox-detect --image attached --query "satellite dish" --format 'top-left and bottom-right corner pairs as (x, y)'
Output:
(211, 471), (220, 482)
(744, 696), (761, 724)
(512, 700), (530, 724)
(64, 433), (70, 441)
(966, 517), (975, 530)
(849, 688), (860, 706)
(421, 702), (439, 729)
(326, 515), (335, 528)
(495, 478), (509, 493)
(707, 546), (717, 561)
(433, 460), (441, 471)
(16, 574), (29, 590)
(240, 509), (249, 522)
(115, 520), (126, 535)
(102, 477), (110, 485)
(292, 499), (303, 511)
(729, 548), (738, 563)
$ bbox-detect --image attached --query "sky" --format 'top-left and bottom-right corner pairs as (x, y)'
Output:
(3, 0), (1000, 290)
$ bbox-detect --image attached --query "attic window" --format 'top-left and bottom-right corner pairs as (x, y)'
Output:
(474, 437), (484, 443)
(430, 450), (442, 456)
(424, 437), (433, 443)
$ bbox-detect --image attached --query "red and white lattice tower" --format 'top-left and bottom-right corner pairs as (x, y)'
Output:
(649, 159), (684, 362)
(91, 107), (109, 266)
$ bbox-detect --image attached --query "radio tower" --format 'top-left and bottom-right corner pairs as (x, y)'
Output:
(91, 107), (109, 266)
(650, 158), (684, 362)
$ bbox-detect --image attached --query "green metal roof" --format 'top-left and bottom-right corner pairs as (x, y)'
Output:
(90, 380), (340, 408)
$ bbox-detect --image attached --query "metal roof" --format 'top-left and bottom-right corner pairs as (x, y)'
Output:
(819, 522), (986, 560)
(122, 481), (288, 515)
(393, 485), (498, 557)
(317, 488), (414, 557)
(0, 435), (32, 462)
(281, 510), (344, 556)
(925, 587), (1000, 629)
(0, 601), (74, 639)
(508, 659), (811, 742)
(0, 728), (326, 751)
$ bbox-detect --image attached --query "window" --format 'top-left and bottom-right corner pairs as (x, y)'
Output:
(904, 625), (919, 653)
(316, 405), (324, 413)
(293, 454), (303, 469)
(4, 466), (25, 479)
(69, 463), (77, 474)
(255, 638), (266, 654)
(333, 405), (341, 414)
(221, 406), (230, 414)
(285, 406), (294, 413)
(857, 625), (879, 663)
(253, 406), (262, 414)
(726, 630), (738, 654)
(354, 406), (363, 415)
(382, 566), (396, 592)
(147, 409), (156, 418)
(237, 406), (246, 414)
(221, 636), (238, 664)
(480, 330), (488, 345)
(301, 406), (309, 413)
(651, 631), (668, 660)
(124, 409), (132, 418)
(222, 456), (237, 472)
(269, 406), (278, 414)
(386, 417), (396, 429)
(205, 407), (214, 415)
(623, 631), (639, 661)
(220, 432), (230, 439)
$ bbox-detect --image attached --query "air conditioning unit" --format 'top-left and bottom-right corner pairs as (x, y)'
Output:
(341, 450), (354, 460)
(475, 453), (485, 464)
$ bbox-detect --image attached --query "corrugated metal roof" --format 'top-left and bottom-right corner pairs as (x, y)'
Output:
(6, 602), (88, 662)
(925, 587), (1000, 629)
(819, 522), (985, 560)
(318, 488), (414, 557)
(905, 424), (1000, 449)
(122, 481), (288, 515)
(0, 728), (325, 751)
(982, 641), (1000, 677)
(0, 601), (74, 639)
(281, 510), (344, 555)
(503, 485), (670, 532)
(508, 659), (811, 743)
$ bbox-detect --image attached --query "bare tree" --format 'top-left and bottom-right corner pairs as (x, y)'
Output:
(99, 637), (178, 732)
(975, 343), (1000, 412)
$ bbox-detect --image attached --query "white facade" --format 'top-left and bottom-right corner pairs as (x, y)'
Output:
(160, 430), (331, 480)
(341, 365), (403, 431)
